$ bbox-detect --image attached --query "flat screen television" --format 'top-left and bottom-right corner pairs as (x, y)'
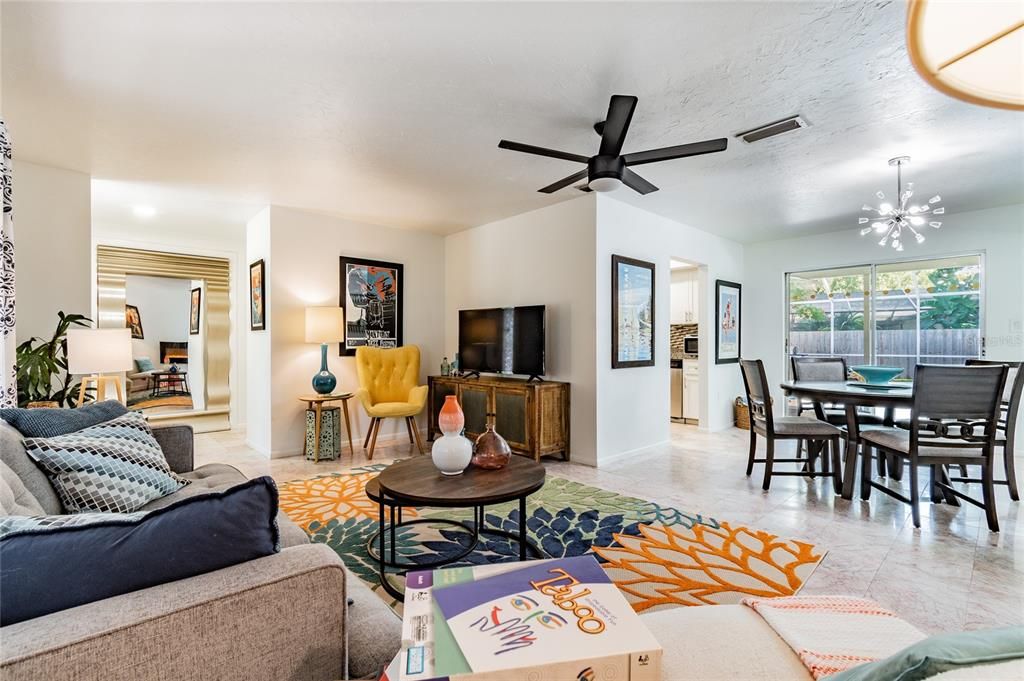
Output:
(458, 305), (546, 378)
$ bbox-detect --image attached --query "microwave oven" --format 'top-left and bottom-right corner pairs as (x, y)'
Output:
(683, 335), (698, 355)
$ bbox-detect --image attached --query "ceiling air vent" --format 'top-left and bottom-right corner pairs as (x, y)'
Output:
(735, 115), (808, 144)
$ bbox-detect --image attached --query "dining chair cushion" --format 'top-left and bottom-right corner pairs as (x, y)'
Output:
(860, 428), (988, 461)
(755, 416), (842, 437)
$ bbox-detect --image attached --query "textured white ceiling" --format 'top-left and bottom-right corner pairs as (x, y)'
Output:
(3, 1), (1022, 241)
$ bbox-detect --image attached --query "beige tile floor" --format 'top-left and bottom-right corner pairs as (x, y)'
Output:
(195, 422), (1023, 635)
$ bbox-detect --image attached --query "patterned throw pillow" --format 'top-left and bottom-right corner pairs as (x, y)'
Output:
(0, 400), (128, 438)
(24, 412), (189, 513)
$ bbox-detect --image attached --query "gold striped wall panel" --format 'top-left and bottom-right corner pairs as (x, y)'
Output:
(96, 246), (231, 424)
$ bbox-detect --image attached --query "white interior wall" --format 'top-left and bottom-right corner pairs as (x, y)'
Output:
(125, 274), (190, 365)
(188, 279), (207, 410)
(244, 208), (272, 453)
(444, 197), (599, 465)
(13, 161), (91, 344)
(264, 205), (446, 458)
(595, 195), (746, 463)
(744, 203), (1024, 395)
(93, 219), (248, 426)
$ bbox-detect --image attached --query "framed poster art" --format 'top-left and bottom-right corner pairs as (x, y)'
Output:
(715, 279), (741, 364)
(611, 254), (655, 369)
(339, 256), (403, 356)
(125, 304), (144, 340)
(249, 259), (266, 331)
(189, 287), (202, 335)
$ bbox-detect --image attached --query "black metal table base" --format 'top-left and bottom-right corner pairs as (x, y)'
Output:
(375, 498), (542, 600)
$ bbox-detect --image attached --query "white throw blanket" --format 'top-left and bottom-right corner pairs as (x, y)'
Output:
(743, 595), (925, 678)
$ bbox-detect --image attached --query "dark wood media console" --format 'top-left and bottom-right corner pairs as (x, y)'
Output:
(427, 374), (570, 462)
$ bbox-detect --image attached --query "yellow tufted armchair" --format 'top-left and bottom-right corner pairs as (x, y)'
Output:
(354, 345), (428, 459)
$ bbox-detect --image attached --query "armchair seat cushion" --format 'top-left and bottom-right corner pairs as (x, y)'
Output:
(364, 401), (423, 418)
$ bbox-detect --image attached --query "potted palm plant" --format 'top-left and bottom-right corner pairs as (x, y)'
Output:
(15, 311), (92, 408)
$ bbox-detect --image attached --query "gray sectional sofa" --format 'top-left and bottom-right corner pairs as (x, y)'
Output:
(0, 421), (400, 681)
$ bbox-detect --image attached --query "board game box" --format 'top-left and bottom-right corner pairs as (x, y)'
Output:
(397, 555), (662, 681)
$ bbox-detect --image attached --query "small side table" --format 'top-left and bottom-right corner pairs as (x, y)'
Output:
(298, 393), (355, 462)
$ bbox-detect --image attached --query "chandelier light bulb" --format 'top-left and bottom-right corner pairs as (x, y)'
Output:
(909, 205), (920, 213)
(876, 191), (886, 200)
(929, 195), (941, 203)
(872, 222), (886, 232)
(930, 221), (942, 228)
(933, 207), (944, 215)
(910, 216), (924, 226)
(879, 202), (894, 214)
(860, 227), (873, 236)
(862, 204), (875, 212)
(915, 233), (926, 244)
(859, 217), (869, 224)
(879, 237), (889, 246)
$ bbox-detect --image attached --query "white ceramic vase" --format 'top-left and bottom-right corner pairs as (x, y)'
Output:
(431, 433), (473, 476)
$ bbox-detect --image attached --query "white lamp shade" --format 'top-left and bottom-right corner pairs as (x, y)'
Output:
(907, 0), (1024, 111)
(305, 307), (346, 343)
(67, 328), (133, 374)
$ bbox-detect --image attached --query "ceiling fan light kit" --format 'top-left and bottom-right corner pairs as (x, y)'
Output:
(858, 156), (946, 252)
(498, 94), (728, 196)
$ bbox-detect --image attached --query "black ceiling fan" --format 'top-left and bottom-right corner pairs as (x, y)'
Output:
(498, 94), (728, 195)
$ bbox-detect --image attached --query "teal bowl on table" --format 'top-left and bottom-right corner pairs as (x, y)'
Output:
(850, 365), (903, 385)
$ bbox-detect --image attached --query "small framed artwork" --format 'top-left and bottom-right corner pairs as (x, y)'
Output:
(125, 304), (144, 340)
(189, 287), (202, 335)
(611, 254), (655, 369)
(715, 279), (742, 364)
(249, 259), (266, 331)
(339, 255), (403, 356)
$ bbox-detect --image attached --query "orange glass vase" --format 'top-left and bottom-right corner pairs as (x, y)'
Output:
(438, 395), (465, 435)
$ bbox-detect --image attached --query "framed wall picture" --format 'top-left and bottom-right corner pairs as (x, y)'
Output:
(715, 279), (742, 364)
(125, 304), (144, 340)
(189, 287), (202, 335)
(611, 254), (655, 369)
(339, 256), (403, 356)
(249, 259), (266, 331)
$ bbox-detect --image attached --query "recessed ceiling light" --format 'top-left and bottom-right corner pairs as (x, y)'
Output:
(133, 205), (156, 219)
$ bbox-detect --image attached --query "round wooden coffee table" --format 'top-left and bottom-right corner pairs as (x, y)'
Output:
(372, 455), (546, 598)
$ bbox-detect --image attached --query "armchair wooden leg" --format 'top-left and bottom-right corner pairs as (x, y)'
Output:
(405, 417), (415, 444)
(410, 417), (427, 455)
(363, 418), (378, 449)
(367, 418), (382, 460)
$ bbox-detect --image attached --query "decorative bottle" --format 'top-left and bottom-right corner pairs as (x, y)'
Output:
(432, 396), (472, 475)
(441, 357), (450, 377)
(452, 353), (460, 376)
(472, 413), (512, 470)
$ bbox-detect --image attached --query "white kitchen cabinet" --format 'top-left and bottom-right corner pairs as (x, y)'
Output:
(671, 270), (700, 324)
(682, 359), (700, 422)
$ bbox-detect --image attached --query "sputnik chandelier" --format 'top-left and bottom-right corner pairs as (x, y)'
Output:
(859, 156), (944, 251)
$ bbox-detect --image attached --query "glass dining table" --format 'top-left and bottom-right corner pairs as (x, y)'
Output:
(779, 380), (913, 500)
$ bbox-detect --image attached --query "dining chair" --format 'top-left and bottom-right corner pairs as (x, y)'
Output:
(952, 360), (1023, 501)
(740, 359), (843, 492)
(858, 364), (1008, 531)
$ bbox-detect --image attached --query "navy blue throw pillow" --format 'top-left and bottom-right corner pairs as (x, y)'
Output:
(0, 400), (129, 438)
(0, 476), (280, 626)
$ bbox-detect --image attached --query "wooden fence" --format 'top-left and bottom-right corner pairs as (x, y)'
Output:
(789, 329), (980, 377)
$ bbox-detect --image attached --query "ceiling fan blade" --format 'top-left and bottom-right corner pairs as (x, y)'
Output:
(598, 95), (638, 157)
(621, 168), (658, 195)
(498, 140), (589, 164)
(622, 138), (728, 166)
(618, 166), (659, 193)
(538, 169), (589, 194)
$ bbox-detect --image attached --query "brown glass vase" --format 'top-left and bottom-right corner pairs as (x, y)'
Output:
(472, 418), (511, 470)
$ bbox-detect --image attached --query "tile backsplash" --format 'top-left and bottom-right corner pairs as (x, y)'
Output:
(670, 324), (698, 358)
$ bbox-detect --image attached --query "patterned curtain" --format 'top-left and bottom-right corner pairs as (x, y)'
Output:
(0, 121), (16, 407)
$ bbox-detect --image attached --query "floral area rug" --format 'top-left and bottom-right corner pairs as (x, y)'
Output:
(279, 463), (826, 613)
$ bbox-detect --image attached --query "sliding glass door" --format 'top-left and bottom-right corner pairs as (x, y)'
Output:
(786, 267), (870, 376)
(787, 255), (983, 379)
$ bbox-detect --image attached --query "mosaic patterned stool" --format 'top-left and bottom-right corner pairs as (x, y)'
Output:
(304, 406), (340, 462)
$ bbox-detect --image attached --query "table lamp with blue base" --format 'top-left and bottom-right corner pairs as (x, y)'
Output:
(305, 307), (346, 395)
